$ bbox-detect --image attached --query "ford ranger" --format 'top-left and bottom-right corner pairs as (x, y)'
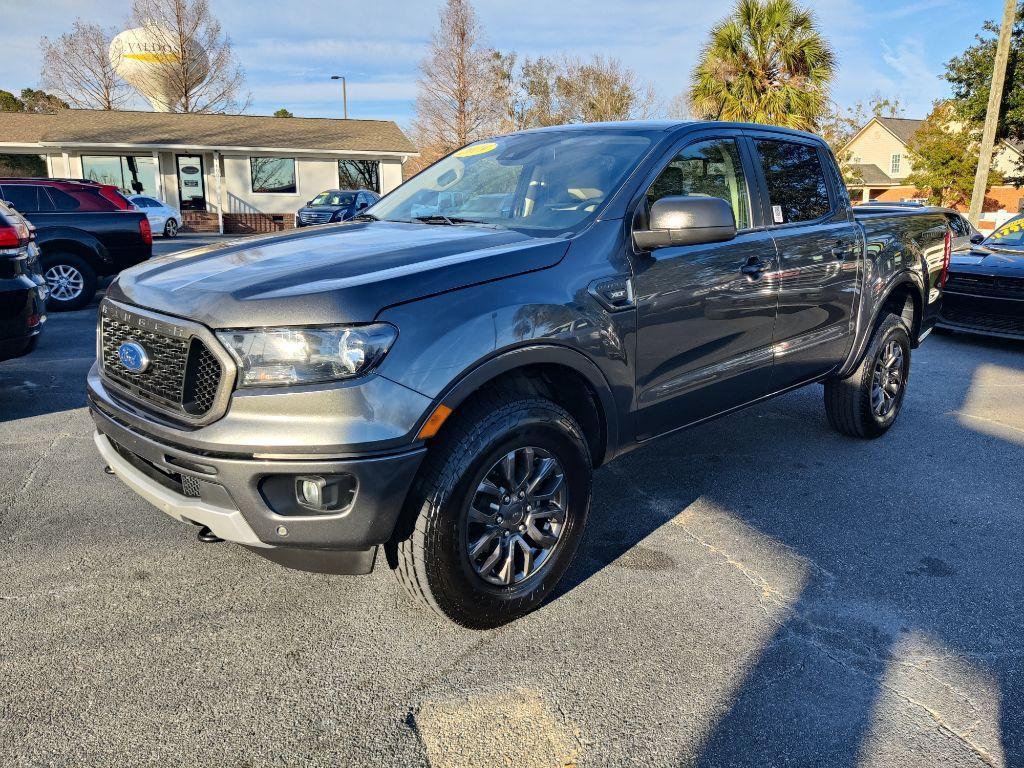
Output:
(88, 122), (950, 628)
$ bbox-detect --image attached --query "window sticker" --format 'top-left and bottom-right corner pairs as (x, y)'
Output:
(454, 142), (497, 158)
(772, 204), (784, 224)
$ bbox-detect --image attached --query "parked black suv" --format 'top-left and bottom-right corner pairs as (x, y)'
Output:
(295, 189), (379, 226)
(90, 122), (950, 627)
(0, 200), (46, 361)
(1, 178), (152, 311)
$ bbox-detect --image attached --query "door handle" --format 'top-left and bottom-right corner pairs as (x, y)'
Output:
(740, 256), (768, 278)
(832, 241), (854, 260)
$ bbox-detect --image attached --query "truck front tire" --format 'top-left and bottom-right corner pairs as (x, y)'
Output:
(390, 389), (592, 628)
(824, 313), (911, 439)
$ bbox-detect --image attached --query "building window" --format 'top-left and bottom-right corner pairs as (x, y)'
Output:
(338, 159), (380, 192)
(891, 154), (901, 175)
(81, 155), (158, 196)
(250, 157), (296, 194)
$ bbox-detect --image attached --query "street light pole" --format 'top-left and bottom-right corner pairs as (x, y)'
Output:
(331, 75), (348, 119)
(968, 0), (1017, 225)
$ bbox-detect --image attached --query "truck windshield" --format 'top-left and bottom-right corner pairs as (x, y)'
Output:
(370, 131), (654, 235)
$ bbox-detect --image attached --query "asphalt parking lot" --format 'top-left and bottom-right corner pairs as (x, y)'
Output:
(2, 270), (1023, 766)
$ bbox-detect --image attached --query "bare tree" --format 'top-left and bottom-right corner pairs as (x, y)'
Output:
(494, 54), (655, 130)
(556, 55), (655, 123)
(39, 21), (131, 110)
(127, 0), (250, 113)
(411, 0), (502, 167)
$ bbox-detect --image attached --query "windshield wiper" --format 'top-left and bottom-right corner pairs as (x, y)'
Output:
(413, 214), (498, 227)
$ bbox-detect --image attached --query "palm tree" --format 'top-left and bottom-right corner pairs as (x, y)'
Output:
(690, 0), (836, 131)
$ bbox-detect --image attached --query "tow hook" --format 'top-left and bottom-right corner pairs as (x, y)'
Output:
(197, 526), (225, 544)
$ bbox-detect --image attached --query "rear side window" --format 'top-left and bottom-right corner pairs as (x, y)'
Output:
(754, 139), (831, 224)
(45, 187), (82, 211)
(1, 185), (41, 213)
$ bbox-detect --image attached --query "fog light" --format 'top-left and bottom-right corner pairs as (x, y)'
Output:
(294, 475), (356, 513)
(297, 476), (328, 509)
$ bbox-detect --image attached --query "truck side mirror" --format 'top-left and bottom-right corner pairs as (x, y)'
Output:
(633, 196), (737, 251)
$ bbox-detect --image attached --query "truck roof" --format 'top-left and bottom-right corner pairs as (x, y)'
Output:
(506, 120), (829, 144)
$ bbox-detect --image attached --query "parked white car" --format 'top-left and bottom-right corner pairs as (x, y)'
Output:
(128, 195), (182, 238)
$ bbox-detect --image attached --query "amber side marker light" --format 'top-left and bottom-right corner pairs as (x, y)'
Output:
(417, 404), (452, 439)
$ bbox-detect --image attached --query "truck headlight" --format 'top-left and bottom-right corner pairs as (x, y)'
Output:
(216, 324), (397, 387)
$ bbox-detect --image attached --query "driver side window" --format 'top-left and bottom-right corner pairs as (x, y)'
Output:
(647, 138), (750, 230)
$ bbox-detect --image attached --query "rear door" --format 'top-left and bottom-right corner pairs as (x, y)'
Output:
(632, 132), (780, 440)
(747, 134), (861, 387)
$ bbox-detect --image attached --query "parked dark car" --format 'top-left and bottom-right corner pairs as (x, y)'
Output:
(89, 122), (949, 628)
(0, 179), (152, 311)
(295, 189), (379, 226)
(938, 213), (1024, 339)
(0, 200), (46, 362)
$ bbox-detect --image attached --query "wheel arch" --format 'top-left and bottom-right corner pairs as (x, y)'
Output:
(427, 345), (620, 468)
(839, 272), (924, 378)
(36, 234), (106, 272)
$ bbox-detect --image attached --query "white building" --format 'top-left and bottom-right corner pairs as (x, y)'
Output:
(0, 109), (417, 233)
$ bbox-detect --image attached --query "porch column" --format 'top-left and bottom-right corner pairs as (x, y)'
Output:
(213, 151), (224, 235)
(62, 151), (71, 177)
(152, 151), (164, 200)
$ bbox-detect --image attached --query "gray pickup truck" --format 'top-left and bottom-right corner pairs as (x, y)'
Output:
(89, 121), (950, 627)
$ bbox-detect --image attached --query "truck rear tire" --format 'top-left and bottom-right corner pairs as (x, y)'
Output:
(41, 252), (97, 312)
(390, 389), (592, 628)
(824, 313), (911, 439)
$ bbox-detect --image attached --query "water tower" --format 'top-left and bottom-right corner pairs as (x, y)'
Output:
(109, 26), (209, 112)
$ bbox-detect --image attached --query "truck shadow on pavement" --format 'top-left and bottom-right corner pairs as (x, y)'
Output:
(555, 333), (1024, 766)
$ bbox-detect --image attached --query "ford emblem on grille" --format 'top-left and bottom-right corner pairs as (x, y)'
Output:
(117, 341), (151, 373)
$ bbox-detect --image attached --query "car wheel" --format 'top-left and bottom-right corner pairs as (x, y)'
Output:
(164, 219), (179, 238)
(824, 313), (912, 439)
(42, 253), (97, 312)
(390, 387), (592, 628)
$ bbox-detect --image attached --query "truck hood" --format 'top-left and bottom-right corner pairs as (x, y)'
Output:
(951, 247), (1024, 274)
(109, 221), (569, 327)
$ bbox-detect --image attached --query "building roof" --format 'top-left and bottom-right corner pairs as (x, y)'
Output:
(874, 117), (925, 144)
(0, 109), (417, 155)
(849, 163), (893, 185)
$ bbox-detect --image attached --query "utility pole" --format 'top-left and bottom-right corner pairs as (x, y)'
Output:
(331, 75), (348, 119)
(968, 0), (1017, 225)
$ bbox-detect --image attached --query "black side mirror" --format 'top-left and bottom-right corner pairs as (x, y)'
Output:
(970, 233), (985, 244)
(356, 201), (368, 211)
(633, 196), (737, 251)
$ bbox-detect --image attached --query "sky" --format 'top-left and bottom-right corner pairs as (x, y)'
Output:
(0, 0), (1008, 128)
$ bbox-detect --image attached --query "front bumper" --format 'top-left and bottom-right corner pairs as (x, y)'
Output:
(90, 399), (426, 572)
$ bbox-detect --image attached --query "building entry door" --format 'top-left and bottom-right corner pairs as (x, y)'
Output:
(176, 155), (206, 211)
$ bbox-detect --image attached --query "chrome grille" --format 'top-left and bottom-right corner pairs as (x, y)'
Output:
(99, 302), (227, 421)
(298, 210), (333, 224)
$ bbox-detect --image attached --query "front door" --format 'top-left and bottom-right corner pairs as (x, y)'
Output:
(747, 135), (861, 387)
(176, 155), (206, 211)
(633, 135), (780, 441)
